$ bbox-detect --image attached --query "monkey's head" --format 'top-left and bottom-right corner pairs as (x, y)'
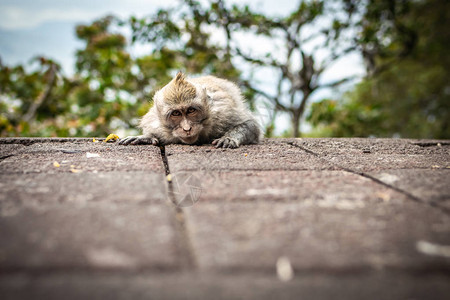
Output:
(154, 72), (210, 144)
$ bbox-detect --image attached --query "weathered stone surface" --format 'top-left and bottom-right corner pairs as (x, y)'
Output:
(1, 272), (450, 300)
(0, 137), (94, 146)
(166, 141), (336, 172)
(368, 169), (450, 208)
(0, 144), (25, 158)
(0, 142), (164, 174)
(179, 170), (401, 204)
(186, 200), (449, 272)
(292, 138), (450, 171)
(0, 137), (449, 300)
(0, 172), (167, 214)
(0, 204), (177, 271)
(181, 170), (450, 271)
(324, 153), (448, 171)
(295, 138), (450, 155)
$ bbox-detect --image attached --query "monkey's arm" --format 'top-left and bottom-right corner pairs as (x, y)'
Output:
(118, 107), (163, 146)
(118, 135), (159, 145)
(212, 119), (261, 148)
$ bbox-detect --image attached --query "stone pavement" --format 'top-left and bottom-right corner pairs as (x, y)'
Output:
(0, 137), (449, 299)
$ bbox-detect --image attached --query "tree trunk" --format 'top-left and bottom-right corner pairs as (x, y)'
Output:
(291, 92), (311, 137)
(292, 110), (301, 137)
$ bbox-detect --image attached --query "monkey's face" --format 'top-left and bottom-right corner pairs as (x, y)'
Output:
(168, 106), (205, 144)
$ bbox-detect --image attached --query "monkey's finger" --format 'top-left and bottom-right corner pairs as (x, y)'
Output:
(131, 137), (159, 145)
(214, 139), (224, 148)
(118, 136), (136, 145)
(130, 137), (148, 145)
(228, 140), (238, 148)
(222, 138), (238, 149)
(227, 141), (237, 148)
(222, 139), (231, 148)
(212, 139), (219, 145)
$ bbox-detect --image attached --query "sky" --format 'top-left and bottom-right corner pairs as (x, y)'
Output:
(0, 0), (310, 74)
(0, 0), (365, 134)
(0, 0), (181, 74)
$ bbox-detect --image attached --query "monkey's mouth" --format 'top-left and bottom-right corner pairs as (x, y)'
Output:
(180, 135), (199, 144)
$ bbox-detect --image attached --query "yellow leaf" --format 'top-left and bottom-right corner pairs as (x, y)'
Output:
(53, 161), (60, 168)
(104, 133), (119, 143)
(166, 174), (172, 182)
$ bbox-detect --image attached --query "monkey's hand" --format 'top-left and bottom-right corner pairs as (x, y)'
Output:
(212, 120), (260, 148)
(118, 135), (159, 146)
(212, 136), (240, 149)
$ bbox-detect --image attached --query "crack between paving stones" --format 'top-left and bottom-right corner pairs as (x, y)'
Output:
(0, 138), (96, 146)
(286, 141), (450, 216)
(0, 154), (14, 161)
(341, 168), (450, 215)
(158, 145), (198, 270)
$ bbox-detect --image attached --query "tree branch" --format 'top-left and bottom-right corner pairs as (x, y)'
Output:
(241, 80), (289, 112)
(320, 75), (357, 89)
(23, 63), (58, 122)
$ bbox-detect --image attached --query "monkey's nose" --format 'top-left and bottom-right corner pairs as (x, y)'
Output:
(183, 127), (191, 134)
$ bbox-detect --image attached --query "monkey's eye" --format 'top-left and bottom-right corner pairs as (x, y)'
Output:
(171, 110), (181, 117)
(187, 107), (196, 114)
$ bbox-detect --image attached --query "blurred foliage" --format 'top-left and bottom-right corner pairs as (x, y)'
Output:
(0, 56), (77, 136)
(309, 0), (450, 138)
(0, 0), (448, 139)
(1, 16), (144, 137)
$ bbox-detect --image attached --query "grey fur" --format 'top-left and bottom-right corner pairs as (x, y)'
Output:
(119, 73), (262, 148)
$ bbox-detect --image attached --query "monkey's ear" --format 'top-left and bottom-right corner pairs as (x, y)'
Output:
(175, 71), (186, 84)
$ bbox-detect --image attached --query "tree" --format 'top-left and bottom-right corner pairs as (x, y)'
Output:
(72, 16), (139, 136)
(129, 2), (241, 80)
(309, 0), (450, 138)
(0, 56), (77, 136)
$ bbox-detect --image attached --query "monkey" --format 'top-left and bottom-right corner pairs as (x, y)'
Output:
(118, 72), (261, 148)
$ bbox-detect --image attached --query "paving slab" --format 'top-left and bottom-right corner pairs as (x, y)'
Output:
(0, 142), (164, 174)
(0, 172), (167, 215)
(0, 204), (177, 271)
(288, 138), (450, 210)
(186, 201), (450, 272)
(367, 169), (450, 209)
(166, 140), (336, 172)
(0, 144), (25, 159)
(294, 138), (450, 155)
(0, 137), (94, 145)
(292, 138), (450, 171)
(177, 170), (450, 272)
(1, 272), (450, 300)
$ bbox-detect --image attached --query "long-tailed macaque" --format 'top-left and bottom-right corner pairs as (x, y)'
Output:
(119, 72), (261, 148)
